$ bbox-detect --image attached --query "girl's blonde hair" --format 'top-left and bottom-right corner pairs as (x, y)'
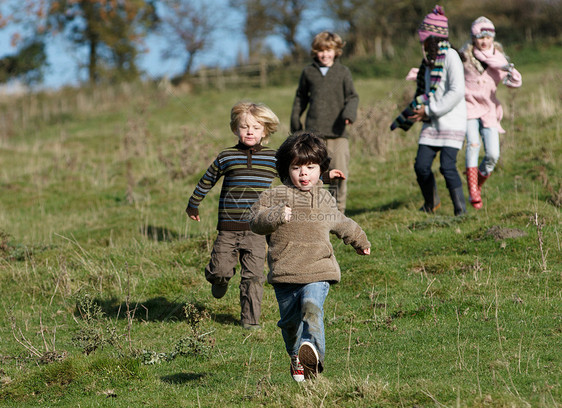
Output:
(311, 31), (345, 59)
(229, 101), (279, 144)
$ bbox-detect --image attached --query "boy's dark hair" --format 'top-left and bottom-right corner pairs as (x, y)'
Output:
(275, 131), (331, 183)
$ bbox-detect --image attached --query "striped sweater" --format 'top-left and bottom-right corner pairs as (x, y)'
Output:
(187, 143), (278, 231)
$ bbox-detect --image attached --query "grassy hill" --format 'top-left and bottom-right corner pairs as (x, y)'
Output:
(0, 45), (560, 407)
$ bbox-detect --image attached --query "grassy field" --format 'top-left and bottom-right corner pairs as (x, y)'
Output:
(0, 45), (560, 407)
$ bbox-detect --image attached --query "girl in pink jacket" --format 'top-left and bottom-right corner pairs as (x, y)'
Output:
(461, 16), (522, 209)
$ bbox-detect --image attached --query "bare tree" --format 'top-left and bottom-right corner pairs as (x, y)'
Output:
(230, 0), (275, 63)
(324, 0), (363, 56)
(231, 0), (312, 61)
(269, 0), (308, 59)
(325, 0), (429, 59)
(160, 0), (223, 75)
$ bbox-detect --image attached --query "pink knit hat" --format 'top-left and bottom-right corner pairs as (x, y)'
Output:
(418, 5), (449, 43)
(471, 16), (496, 38)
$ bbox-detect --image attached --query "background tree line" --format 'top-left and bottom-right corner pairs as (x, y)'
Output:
(0, 0), (560, 87)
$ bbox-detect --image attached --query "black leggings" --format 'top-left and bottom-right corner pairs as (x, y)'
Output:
(414, 144), (462, 191)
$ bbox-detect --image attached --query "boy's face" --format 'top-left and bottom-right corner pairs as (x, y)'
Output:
(236, 113), (265, 147)
(315, 48), (336, 67)
(474, 35), (493, 51)
(289, 162), (321, 191)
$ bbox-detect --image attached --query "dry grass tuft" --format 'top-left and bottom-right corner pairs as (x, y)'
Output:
(350, 103), (404, 158)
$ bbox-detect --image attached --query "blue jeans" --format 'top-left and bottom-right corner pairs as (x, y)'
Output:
(465, 118), (500, 176)
(273, 281), (329, 362)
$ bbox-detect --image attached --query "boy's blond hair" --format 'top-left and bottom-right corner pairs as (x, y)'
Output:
(230, 101), (279, 144)
(311, 31), (345, 59)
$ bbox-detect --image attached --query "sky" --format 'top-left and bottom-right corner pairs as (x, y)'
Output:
(0, 0), (330, 92)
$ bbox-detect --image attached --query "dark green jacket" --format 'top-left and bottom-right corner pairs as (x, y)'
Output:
(290, 60), (359, 139)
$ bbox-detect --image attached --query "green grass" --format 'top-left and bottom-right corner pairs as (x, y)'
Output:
(0, 45), (560, 407)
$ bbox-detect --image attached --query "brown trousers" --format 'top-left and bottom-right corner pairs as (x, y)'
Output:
(326, 137), (350, 213)
(205, 230), (266, 325)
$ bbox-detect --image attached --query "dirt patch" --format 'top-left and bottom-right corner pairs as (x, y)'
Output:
(486, 225), (527, 241)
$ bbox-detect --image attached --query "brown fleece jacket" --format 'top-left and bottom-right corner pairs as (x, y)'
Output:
(249, 181), (370, 285)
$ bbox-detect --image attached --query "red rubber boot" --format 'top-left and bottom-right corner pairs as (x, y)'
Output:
(466, 167), (482, 209)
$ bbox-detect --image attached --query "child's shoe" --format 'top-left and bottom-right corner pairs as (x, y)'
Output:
(211, 283), (228, 299)
(242, 323), (261, 330)
(290, 355), (305, 382)
(419, 201), (441, 213)
(298, 341), (319, 379)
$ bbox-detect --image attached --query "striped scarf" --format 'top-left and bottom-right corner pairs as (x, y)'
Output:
(390, 41), (450, 131)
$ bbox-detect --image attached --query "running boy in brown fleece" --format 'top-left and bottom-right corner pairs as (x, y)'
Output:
(249, 131), (370, 382)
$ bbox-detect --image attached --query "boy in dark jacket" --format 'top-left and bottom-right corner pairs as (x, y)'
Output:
(290, 31), (359, 214)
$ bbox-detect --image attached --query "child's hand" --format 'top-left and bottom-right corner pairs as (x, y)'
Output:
(405, 68), (419, 81)
(186, 207), (200, 222)
(356, 247), (370, 255)
(408, 105), (427, 122)
(328, 169), (347, 180)
(501, 63), (515, 72)
(283, 205), (292, 222)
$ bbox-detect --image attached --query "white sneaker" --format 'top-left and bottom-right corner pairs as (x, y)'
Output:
(290, 355), (305, 382)
(298, 341), (319, 379)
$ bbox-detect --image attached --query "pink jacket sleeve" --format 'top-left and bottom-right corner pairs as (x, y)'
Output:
(473, 48), (522, 88)
(503, 65), (522, 88)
